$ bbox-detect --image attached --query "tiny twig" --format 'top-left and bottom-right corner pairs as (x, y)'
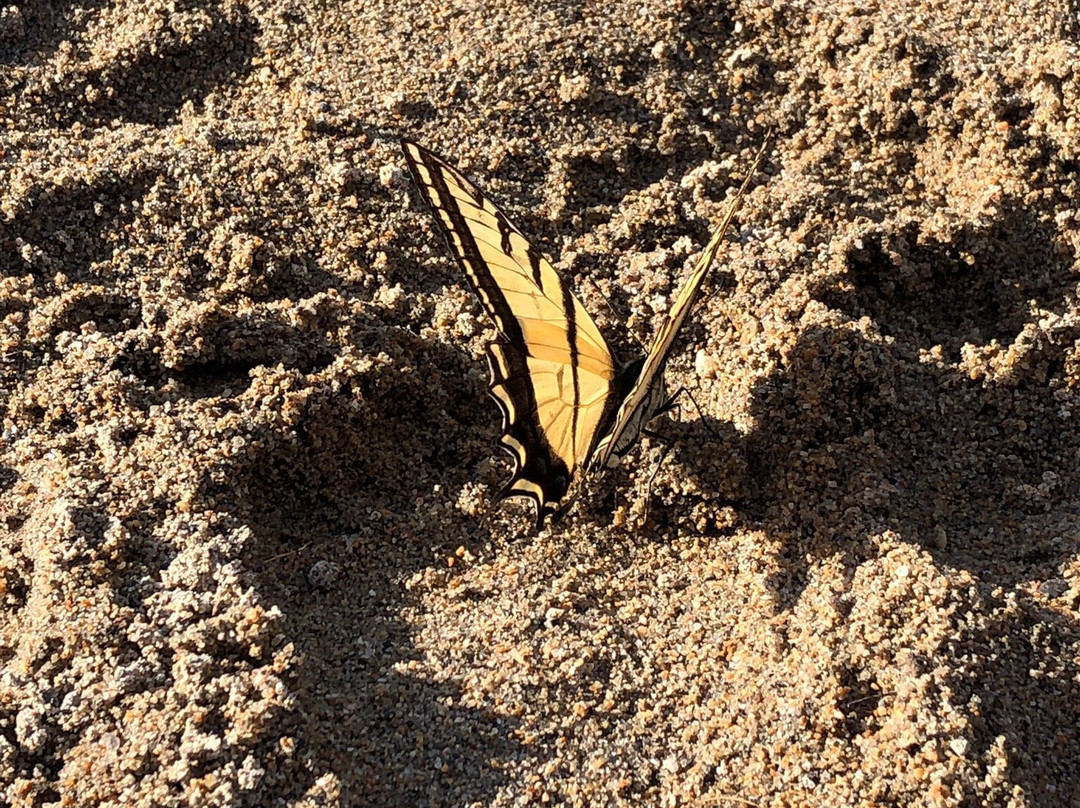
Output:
(844, 691), (895, 709)
(703, 795), (759, 807)
(259, 542), (311, 568)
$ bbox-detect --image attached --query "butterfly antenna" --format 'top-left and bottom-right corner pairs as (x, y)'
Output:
(640, 432), (676, 525)
(585, 276), (647, 352)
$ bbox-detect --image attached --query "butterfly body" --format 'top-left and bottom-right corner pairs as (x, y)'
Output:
(401, 138), (765, 527)
(589, 357), (665, 471)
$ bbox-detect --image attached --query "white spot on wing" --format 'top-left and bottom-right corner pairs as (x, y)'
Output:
(501, 434), (527, 465)
(491, 384), (517, 422)
(512, 478), (545, 500)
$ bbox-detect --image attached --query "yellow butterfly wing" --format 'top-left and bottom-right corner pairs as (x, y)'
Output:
(402, 140), (618, 526)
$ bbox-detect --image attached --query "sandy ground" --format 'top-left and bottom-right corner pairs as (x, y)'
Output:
(2, 0), (1080, 805)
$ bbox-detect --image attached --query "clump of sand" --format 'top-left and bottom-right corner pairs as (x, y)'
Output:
(1, 0), (1078, 805)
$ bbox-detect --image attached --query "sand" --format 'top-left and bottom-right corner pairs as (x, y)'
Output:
(1, 0), (1079, 805)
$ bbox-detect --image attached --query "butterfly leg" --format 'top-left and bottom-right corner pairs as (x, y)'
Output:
(654, 387), (684, 418)
(654, 387), (718, 439)
(640, 428), (676, 524)
(551, 490), (582, 525)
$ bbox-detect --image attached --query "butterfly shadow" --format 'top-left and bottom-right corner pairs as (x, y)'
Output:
(569, 407), (747, 536)
(745, 196), (1075, 594)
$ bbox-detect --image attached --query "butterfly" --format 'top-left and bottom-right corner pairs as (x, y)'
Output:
(402, 137), (766, 527)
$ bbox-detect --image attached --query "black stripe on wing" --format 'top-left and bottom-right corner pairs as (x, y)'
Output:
(402, 139), (587, 527)
(402, 139), (536, 347)
(487, 341), (571, 527)
(560, 270), (582, 463)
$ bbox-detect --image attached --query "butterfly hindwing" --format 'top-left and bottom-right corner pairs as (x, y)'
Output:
(402, 140), (619, 525)
(486, 341), (570, 515)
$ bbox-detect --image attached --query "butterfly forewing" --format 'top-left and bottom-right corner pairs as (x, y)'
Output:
(591, 142), (768, 472)
(402, 140), (619, 525)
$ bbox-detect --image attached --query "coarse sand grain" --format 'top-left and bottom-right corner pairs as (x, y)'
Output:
(1, 0), (1079, 806)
